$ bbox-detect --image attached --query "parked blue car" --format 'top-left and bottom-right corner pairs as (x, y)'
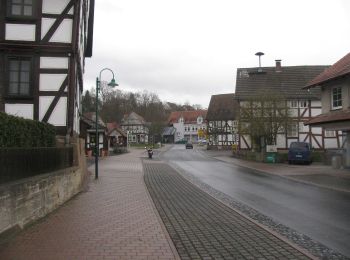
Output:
(288, 142), (312, 165)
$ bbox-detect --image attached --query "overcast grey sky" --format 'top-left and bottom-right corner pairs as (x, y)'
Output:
(84, 0), (350, 108)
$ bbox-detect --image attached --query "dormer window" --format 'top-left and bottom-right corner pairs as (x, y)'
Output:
(179, 117), (184, 123)
(197, 116), (203, 124)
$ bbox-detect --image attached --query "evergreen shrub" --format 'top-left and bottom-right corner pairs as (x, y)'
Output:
(0, 112), (55, 148)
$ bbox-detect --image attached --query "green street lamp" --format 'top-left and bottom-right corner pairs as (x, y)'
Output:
(95, 68), (118, 179)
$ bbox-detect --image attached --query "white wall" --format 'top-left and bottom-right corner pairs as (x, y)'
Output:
(5, 104), (34, 120)
(5, 24), (35, 41)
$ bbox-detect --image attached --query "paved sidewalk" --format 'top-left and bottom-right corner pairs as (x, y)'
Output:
(203, 149), (350, 193)
(0, 149), (179, 260)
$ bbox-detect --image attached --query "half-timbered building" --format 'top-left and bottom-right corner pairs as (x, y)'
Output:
(0, 0), (95, 137)
(206, 93), (239, 149)
(120, 112), (149, 144)
(305, 52), (350, 167)
(235, 60), (342, 150)
(80, 112), (106, 156)
(106, 121), (127, 151)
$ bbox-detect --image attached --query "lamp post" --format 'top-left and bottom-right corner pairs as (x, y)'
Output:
(95, 68), (118, 179)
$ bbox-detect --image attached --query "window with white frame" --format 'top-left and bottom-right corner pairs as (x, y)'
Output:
(331, 86), (342, 109)
(325, 130), (336, 137)
(287, 123), (299, 137)
(289, 100), (298, 108)
(299, 100), (308, 108)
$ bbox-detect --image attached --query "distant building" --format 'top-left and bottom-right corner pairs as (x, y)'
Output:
(80, 112), (107, 156)
(235, 60), (342, 150)
(168, 110), (207, 143)
(106, 122), (127, 151)
(120, 112), (149, 144)
(0, 0), (95, 137)
(162, 126), (176, 143)
(206, 94), (239, 149)
(305, 52), (350, 167)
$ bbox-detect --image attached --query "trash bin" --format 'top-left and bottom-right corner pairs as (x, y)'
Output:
(266, 152), (276, 163)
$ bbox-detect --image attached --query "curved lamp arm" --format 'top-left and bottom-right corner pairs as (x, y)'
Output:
(97, 68), (118, 91)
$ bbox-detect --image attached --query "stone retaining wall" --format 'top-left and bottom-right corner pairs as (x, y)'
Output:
(0, 139), (87, 236)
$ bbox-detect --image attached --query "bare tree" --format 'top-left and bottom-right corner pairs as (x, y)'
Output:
(238, 90), (292, 151)
(99, 80), (117, 103)
(82, 87), (204, 128)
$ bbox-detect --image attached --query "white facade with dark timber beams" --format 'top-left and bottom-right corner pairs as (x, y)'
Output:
(305, 52), (350, 167)
(0, 0), (95, 136)
(206, 93), (239, 149)
(120, 112), (149, 144)
(235, 60), (343, 150)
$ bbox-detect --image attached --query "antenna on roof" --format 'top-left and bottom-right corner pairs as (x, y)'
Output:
(255, 52), (264, 72)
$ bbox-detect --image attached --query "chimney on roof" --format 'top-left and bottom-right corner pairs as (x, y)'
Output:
(275, 59), (282, 72)
(255, 52), (264, 72)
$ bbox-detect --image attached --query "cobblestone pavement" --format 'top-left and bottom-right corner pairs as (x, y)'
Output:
(0, 150), (178, 260)
(144, 160), (315, 260)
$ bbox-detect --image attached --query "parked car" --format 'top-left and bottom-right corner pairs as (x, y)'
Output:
(288, 142), (312, 164)
(185, 142), (193, 149)
(198, 139), (207, 145)
(175, 138), (187, 144)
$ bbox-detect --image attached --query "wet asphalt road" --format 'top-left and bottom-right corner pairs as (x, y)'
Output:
(160, 145), (350, 257)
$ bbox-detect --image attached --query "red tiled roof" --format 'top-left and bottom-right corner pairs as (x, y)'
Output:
(305, 109), (350, 125)
(106, 122), (120, 132)
(305, 52), (350, 88)
(168, 110), (207, 124)
(106, 121), (126, 137)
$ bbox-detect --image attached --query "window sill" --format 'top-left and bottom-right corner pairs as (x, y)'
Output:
(331, 107), (343, 111)
(5, 16), (38, 22)
(4, 95), (33, 100)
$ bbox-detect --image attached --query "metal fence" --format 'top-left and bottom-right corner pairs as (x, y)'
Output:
(0, 147), (73, 184)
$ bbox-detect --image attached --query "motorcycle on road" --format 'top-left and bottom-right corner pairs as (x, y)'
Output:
(145, 147), (153, 159)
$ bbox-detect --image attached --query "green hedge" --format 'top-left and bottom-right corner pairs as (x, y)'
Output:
(233, 149), (326, 164)
(0, 112), (55, 148)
